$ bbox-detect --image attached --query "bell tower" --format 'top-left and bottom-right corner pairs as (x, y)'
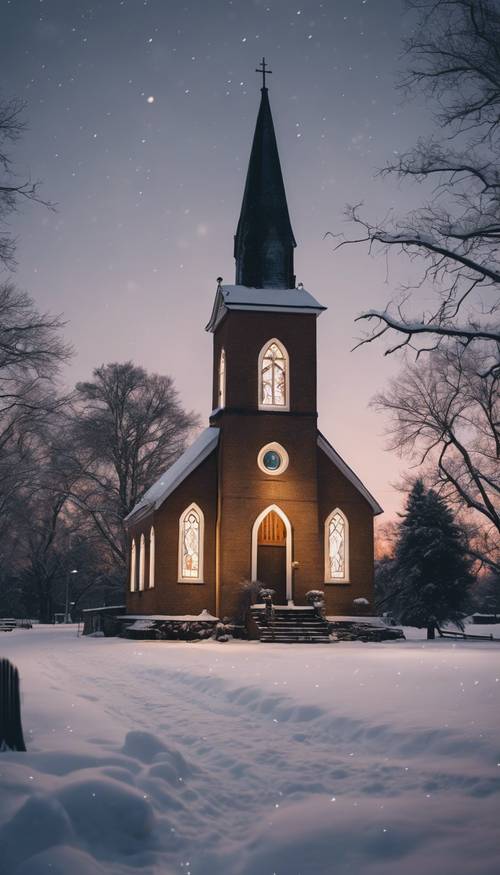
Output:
(206, 62), (326, 615)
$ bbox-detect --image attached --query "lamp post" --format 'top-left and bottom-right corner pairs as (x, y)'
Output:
(65, 569), (78, 624)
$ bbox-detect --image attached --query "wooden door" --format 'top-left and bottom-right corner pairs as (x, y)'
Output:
(257, 511), (287, 604)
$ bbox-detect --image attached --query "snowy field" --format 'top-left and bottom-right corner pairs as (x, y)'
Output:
(1, 625), (500, 875)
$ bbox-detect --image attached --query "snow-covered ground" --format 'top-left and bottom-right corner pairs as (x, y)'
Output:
(1, 625), (499, 875)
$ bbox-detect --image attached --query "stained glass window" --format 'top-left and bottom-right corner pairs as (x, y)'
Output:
(179, 504), (203, 581)
(326, 510), (348, 581)
(263, 449), (281, 470)
(130, 539), (136, 591)
(149, 527), (155, 589)
(218, 348), (226, 408)
(139, 534), (146, 590)
(260, 341), (287, 408)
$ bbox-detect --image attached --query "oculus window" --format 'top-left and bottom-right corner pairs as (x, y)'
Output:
(257, 442), (289, 476)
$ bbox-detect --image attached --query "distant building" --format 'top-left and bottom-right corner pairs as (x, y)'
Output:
(125, 70), (382, 624)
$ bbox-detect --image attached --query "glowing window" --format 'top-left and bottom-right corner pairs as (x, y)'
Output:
(325, 509), (349, 583)
(149, 526), (155, 589)
(218, 348), (226, 408)
(178, 503), (204, 582)
(139, 533), (146, 591)
(129, 539), (136, 592)
(259, 339), (289, 410)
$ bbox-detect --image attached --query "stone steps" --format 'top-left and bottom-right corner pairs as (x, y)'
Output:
(250, 605), (332, 644)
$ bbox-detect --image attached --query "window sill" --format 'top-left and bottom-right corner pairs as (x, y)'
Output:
(324, 580), (351, 586)
(177, 579), (205, 585)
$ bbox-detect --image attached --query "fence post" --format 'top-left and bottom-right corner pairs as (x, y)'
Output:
(0, 658), (26, 752)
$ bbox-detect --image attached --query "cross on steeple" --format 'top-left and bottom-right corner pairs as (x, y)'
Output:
(255, 57), (272, 89)
(234, 64), (296, 288)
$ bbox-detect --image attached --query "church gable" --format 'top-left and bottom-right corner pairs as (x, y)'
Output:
(126, 427), (220, 524)
(127, 436), (218, 616)
(317, 432), (383, 515)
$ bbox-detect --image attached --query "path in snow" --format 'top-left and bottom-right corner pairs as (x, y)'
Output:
(0, 625), (499, 874)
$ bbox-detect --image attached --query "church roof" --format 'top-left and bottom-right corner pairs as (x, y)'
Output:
(234, 83), (296, 289)
(125, 427), (220, 523)
(206, 283), (326, 332)
(317, 432), (383, 516)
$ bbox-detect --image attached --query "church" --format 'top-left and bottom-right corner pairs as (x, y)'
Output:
(125, 64), (382, 626)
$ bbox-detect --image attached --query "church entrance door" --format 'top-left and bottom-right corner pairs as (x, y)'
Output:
(257, 510), (287, 605)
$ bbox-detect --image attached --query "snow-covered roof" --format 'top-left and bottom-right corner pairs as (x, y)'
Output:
(317, 432), (383, 516)
(206, 284), (326, 332)
(119, 611), (219, 622)
(81, 605), (126, 614)
(125, 427), (220, 523)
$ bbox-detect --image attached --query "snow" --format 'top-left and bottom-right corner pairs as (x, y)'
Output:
(125, 427), (219, 522)
(1, 624), (499, 874)
(122, 611), (219, 622)
(81, 606), (126, 614)
(206, 284), (326, 332)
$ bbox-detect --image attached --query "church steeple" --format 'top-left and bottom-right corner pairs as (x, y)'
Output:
(234, 60), (296, 290)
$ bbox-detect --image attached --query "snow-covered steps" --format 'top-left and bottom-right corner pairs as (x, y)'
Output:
(250, 606), (332, 643)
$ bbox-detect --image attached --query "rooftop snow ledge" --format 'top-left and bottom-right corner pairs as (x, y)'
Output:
(206, 284), (326, 332)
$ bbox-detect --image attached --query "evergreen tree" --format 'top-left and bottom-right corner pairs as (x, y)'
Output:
(389, 480), (473, 638)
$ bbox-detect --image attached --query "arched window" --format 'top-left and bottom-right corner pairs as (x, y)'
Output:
(324, 509), (349, 583)
(178, 503), (204, 582)
(149, 526), (155, 589)
(258, 339), (289, 410)
(218, 348), (226, 408)
(129, 539), (137, 592)
(139, 533), (146, 591)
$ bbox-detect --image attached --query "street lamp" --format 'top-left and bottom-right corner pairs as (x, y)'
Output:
(65, 569), (78, 624)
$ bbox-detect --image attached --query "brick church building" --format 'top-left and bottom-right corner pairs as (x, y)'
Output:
(125, 68), (382, 624)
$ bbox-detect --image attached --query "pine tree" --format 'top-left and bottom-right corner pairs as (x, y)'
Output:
(389, 480), (473, 638)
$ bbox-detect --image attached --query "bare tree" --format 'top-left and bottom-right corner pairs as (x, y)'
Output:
(375, 342), (499, 571)
(67, 362), (200, 572)
(0, 96), (52, 269)
(0, 281), (71, 543)
(332, 0), (500, 375)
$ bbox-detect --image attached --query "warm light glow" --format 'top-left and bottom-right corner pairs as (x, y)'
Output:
(218, 347), (226, 408)
(259, 339), (289, 410)
(139, 533), (146, 590)
(251, 504), (293, 600)
(130, 539), (136, 592)
(149, 526), (155, 588)
(178, 503), (204, 582)
(325, 508), (349, 583)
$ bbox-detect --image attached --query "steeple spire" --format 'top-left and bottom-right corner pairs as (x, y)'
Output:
(234, 62), (296, 289)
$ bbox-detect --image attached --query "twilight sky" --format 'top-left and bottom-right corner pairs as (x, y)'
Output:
(1, 0), (435, 522)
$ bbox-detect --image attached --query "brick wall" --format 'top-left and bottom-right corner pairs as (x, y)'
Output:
(212, 310), (317, 414)
(317, 445), (375, 615)
(126, 449), (218, 617)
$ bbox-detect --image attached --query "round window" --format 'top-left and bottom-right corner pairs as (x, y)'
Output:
(263, 450), (281, 471)
(257, 442), (289, 476)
